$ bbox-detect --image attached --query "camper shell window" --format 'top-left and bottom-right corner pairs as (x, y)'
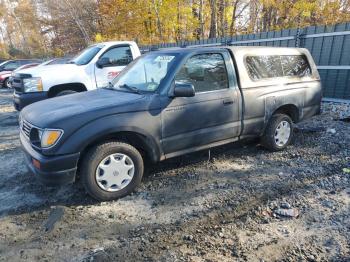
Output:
(245, 55), (311, 81)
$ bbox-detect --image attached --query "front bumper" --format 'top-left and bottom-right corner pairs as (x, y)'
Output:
(13, 91), (48, 111)
(20, 132), (80, 186)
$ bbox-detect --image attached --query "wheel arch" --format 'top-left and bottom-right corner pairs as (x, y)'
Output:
(77, 130), (162, 171)
(48, 83), (87, 97)
(272, 104), (300, 123)
(261, 103), (299, 136)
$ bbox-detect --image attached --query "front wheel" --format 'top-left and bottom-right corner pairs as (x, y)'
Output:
(261, 114), (293, 151)
(80, 141), (144, 201)
(4, 78), (11, 89)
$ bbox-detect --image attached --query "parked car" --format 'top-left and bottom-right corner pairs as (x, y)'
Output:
(40, 57), (72, 66)
(0, 63), (40, 89)
(0, 59), (41, 73)
(19, 46), (322, 201)
(12, 41), (141, 110)
(2, 59), (72, 88)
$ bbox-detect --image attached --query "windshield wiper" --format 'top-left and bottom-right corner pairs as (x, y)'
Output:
(118, 84), (141, 94)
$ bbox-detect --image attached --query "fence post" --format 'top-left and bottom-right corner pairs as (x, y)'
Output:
(295, 15), (302, 47)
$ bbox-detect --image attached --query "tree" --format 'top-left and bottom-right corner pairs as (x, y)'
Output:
(0, 0), (349, 57)
(209, 0), (217, 38)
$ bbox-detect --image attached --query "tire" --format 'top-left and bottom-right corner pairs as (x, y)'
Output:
(80, 141), (144, 201)
(4, 78), (11, 89)
(261, 114), (293, 151)
(56, 90), (77, 97)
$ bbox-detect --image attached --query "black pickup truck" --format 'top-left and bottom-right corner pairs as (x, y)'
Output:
(19, 46), (322, 201)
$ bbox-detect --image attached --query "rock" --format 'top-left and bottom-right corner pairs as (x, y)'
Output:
(184, 235), (194, 241)
(342, 168), (350, 174)
(326, 128), (336, 134)
(43, 206), (65, 232)
(280, 202), (291, 209)
(322, 200), (334, 209)
(219, 232), (224, 238)
(274, 208), (299, 218)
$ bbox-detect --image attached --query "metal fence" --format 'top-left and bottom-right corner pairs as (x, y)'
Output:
(141, 22), (350, 101)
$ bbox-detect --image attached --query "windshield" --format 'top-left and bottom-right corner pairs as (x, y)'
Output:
(111, 53), (179, 92)
(71, 45), (104, 65)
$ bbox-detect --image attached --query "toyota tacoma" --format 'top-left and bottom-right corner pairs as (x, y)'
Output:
(19, 46), (322, 201)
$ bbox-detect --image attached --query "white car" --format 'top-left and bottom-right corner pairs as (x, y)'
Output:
(13, 41), (141, 110)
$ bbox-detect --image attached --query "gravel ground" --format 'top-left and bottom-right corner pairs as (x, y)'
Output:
(0, 89), (349, 262)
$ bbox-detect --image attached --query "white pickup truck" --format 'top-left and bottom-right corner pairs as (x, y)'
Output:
(12, 41), (141, 110)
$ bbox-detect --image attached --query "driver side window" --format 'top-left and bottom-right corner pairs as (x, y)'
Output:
(175, 53), (229, 93)
(101, 46), (133, 67)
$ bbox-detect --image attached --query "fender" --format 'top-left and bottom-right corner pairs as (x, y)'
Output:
(54, 113), (163, 162)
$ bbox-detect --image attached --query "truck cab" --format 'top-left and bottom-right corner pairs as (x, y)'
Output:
(12, 41), (141, 110)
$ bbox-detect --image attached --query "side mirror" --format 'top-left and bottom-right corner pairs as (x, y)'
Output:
(173, 83), (195, 97)
(96, 57), (111, 68)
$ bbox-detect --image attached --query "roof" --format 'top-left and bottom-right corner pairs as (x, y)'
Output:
(97, 41), (137, 47)
(145, 45), (307, 55)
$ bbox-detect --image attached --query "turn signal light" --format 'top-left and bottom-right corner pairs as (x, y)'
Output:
(32, 158), (41, 170)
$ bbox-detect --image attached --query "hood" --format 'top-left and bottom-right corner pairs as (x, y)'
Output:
(21, 88), (146, 128)
(0, 71), (11, 76)
(18, 63), (79, 76)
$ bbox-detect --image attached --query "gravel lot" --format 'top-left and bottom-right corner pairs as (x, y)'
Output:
(0, 89), (349, 262)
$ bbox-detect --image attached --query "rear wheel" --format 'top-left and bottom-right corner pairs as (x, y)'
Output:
(81, 141), (144, 201)
(261, 114), (293, 151)
(56, 90), (77, 97)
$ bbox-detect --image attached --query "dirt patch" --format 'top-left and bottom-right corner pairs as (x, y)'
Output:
(0, 89), (349, 261)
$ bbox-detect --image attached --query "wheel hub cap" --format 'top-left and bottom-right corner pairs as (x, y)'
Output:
(95, 153), (135, 192)
(274, 121), (291, 147)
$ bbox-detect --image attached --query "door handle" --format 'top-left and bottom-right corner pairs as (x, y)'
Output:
(223, 99), (234, 105)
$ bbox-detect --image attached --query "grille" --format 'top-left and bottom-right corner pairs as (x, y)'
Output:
(12, 77), (24, 93)
(12, 73), (31, 93)
(22, 120), (32, 139)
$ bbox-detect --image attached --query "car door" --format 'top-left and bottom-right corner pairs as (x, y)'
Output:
(94, 45), (134, 88)
(161, 51), (240, 155)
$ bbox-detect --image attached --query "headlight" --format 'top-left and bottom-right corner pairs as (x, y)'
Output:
(23, 77), (43, 92)
(40, 129), (63, 148)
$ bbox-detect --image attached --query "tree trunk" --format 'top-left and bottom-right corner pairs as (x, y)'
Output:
(199, 0), (204, 38)
(218, 0), (225, 37)
(209, 0), (217, 38)
(151, 0), (163, 42)
(177, 0), (181, 42)
(230, 0), (238, 36)
(249, 0), (259, 32)
(192, 0), (203, 40)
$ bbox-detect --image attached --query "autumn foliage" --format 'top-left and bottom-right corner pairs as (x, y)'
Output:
(0, 0), (350, 58)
